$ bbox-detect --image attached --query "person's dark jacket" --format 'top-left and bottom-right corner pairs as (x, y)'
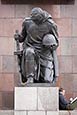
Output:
(59, 92), (69, 110)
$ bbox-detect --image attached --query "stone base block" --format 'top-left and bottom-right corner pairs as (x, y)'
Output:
(14, 86), (59, 111)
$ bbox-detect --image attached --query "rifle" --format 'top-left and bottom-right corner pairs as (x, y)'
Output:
(14, 30), (22, 73)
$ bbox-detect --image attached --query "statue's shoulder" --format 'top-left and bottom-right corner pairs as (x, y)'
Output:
(22, 17), (33, 27)
(43, 11), (57, 27)
(23, 17), (32, 24)
(47, 18), (57, 29)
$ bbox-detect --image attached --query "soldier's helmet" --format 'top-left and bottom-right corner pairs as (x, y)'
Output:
(42, 34), (57, 46)
(31, 7), (44, 23)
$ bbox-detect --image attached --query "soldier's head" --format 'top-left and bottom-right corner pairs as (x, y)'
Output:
(31, 7), (44, 23)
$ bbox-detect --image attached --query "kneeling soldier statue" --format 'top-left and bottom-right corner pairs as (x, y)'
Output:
(14, 7), (59, 85)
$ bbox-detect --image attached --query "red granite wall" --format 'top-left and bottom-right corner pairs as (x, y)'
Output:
(0, 0), (77, 109)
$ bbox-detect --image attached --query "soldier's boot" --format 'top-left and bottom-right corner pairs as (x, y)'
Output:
(20, 74), (27, 86)
(26, 73), (34, 84)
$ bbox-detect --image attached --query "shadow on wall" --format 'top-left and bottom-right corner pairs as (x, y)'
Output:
(1, 0), (75, 4)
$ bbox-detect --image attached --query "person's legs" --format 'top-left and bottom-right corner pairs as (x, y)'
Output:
(21, 47), (37, 84)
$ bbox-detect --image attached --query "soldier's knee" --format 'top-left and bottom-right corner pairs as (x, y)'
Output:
(26, 47), (35, 57)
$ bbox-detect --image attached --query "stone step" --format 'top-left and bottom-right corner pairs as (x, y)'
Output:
(0, 110), (77, 115)
(23, 83), (56, 87)
(14, 86), (59, 111)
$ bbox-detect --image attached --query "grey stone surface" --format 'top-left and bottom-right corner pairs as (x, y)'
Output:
(71, 111), (77, 115)
(60, 5), (77, 18)
(60, 38), (72, 55)
(47, 111), (59, 115)
(38, 87), (59, 111)
(59, 111), (69, 115)
(73, 74), (77, 92)
(73, 56), (77, 73)
(59, 111), (77, 115)
(25, 83), (56, 87)
(14, 111), (26, 115)
(0, 110), (77, 115)
(15, 87), (59, 111)
(2, 55), (15, 73)
(71, 38), (77, 55)
(2, 91), (14, 110)
(72, 19), (77, 36)
(59, 56), (72, 74)
(0, 110), (14, 115)
(28, 111), (45, 115)
(14, 87), (37, 110)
